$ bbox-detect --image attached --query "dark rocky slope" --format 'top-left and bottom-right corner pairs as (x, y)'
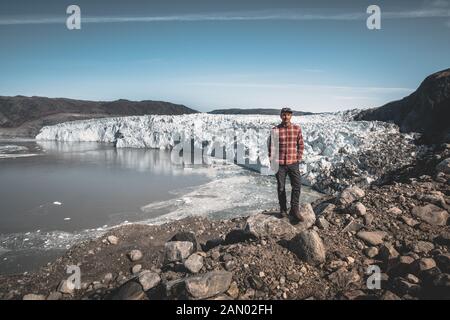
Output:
(0, 96), (198, 138)
(355, 68), (450, 143)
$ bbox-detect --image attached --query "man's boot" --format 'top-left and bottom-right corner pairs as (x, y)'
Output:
(289, 206), (302, 221)
(279, 209), (288, 218)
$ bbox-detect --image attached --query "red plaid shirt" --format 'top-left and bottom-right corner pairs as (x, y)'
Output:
(268, 123), (304, 165)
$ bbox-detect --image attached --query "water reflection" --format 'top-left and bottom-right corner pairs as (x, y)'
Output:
(36, 141), (213, 176)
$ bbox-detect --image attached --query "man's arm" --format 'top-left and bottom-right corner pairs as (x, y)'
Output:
(297, 127), (304, 162)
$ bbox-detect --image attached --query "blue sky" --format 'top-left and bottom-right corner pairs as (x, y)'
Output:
(0, 0), (449, 112)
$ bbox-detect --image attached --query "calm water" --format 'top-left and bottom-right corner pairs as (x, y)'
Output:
(0, 139), (323, 274)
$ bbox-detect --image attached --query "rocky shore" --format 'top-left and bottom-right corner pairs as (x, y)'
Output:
(0, 142), (449, 300)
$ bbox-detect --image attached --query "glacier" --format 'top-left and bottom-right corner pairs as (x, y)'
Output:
(36, 111), (417, 193)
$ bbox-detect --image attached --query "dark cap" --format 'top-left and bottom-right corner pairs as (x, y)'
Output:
(280, 107), (293, 115)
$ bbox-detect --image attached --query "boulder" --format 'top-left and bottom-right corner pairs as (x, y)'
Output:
(316, 216), (330, 229)
(363, 247), (379, 258)
(342, 219), (364, 233)
(356, 231), (387, 246)
(106, 235), (119, 245)
(314, 202), (336, 216)
(170, 232), (200, 252)
(290, 230), (326, 266)
(165, 241), (194, 263)
(350, 202), (367, 216)
(327, 268), (361, 288)
(128, 249), (143, 262)
(378, 243), (400, 262)
(435, 253), (450, 273)
(293, 203), (316, 232)
(409, 241), (435, 254)
(184, 271), (233, 299)
(138, 271), (161, 291)
(411, 258), (437, 275)
(434, 230), (450, 246)
(337, 186), (365, 206)
(411, 204), (449, 226)
(224, 229), (255, 244)
(387, 207), (402, 215)
(244, 213), (298, 239)
(108, 280), (145, 300)
(436, 158), (450, 174)
(184, 253), (204, 273)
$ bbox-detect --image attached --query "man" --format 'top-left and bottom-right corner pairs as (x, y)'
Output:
(268, 107), (305, 218)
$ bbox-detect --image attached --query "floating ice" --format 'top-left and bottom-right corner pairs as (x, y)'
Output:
(0, 145), (29, 153)
(53, 201), (62, 206)
(0, 153), (40, 159)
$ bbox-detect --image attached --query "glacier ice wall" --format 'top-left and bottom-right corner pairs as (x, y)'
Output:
(36, 111), (415, 192)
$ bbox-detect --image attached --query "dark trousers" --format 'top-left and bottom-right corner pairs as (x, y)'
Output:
(275, 162), (301, 212)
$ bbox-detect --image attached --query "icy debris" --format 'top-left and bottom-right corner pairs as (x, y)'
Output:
(36, 111), (414, 193)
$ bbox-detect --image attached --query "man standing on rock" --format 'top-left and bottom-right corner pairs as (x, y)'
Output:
(268, 107), (304, 219)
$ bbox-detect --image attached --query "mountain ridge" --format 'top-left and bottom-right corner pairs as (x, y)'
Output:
(0, 95), (199, 137)
(355, 68), (450, 143)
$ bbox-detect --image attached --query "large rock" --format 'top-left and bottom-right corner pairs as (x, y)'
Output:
(327, 268), (361, 288)
(290, 230), (326, 266)
(434, 230), (450, 246)
(337, 186), (365, 206)
(314, 202), (336, 216)
(417, 192), (448, 209)
(316, 216), (330, 229)
(244, 213), (298, 239)
(350, 202), (367, 216)
(108, 280), (145, 300)
(224, 229), (256, 244)
(363, 247), (379, 258)
(203, 238), (224, 251)
(184, 271), (233, 299)
(106, 235), (119, 245)
(170, 232), (200, 252)
(356, 231), (387, 246)
(435, 253), (450, 273)
(293, 203), (316, 232)
(165, 241), (194, 263)
(128, 249), (143, 262)
(138, 271), (161, 291)
(411, 258), (437, 275)
(378, 243), (400, 266)
(409, 241), (435, 254)
(392, 277), (421, 296)
(184, 253), (204, 273)
(342, 219), (364, 233)
(411, 204), (449, 226)
(164, 278), (187, 298)
(436, 158), (450, 174)
(389, 256), (415, 277)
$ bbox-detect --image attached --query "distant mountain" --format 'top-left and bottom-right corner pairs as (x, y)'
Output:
(354, 68), (450, 143)
(0, 96), (198, 137)
(208, 108), (314, 116)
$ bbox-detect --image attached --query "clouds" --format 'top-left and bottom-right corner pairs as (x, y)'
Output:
(1, 7), (450, 25)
